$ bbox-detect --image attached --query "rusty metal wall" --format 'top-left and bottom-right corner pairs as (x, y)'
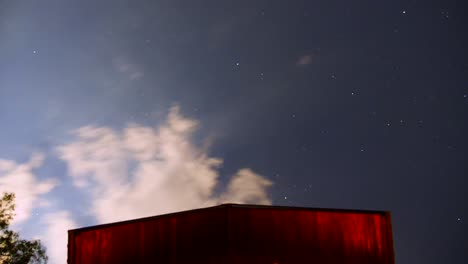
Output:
(68, 205), (394, 264)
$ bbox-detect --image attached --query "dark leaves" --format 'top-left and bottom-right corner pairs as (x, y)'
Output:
(0, 193), (48, 264)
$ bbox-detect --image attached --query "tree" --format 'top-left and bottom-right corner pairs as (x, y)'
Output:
(0, 193), (47, 264)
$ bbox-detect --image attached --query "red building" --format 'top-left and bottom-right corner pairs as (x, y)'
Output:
(68, 204), (395, 264)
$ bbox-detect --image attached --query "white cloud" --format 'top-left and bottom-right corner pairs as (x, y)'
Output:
(0, 153), (58, 225)
(219, 168), (273, 204)
(57, 105), (273, 224)
(41, 211), (77, 264)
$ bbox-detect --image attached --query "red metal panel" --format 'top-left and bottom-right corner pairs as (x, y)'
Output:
(69, 206), (227, 264)
(227, 206), (394, 264)
(68, 204), (394, 264)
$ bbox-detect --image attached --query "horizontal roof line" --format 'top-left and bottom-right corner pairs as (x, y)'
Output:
(69, 203), (390, 233)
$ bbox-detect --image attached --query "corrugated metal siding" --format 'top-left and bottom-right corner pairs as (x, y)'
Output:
(68, 204), (394, 264)
(227, 207), (394, 264)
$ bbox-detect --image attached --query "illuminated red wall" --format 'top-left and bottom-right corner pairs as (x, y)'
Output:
(68, 204), (394, 264)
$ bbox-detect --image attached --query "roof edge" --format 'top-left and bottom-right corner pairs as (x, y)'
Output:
(68, 203), (390, 233)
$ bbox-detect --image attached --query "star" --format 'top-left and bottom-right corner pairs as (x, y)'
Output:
(235, 62), (240, 66)
(402, 10), (406, 14)
(32, 50), (37, 54)
(351, 92), (355, 96)
(441, 11), (449, 19)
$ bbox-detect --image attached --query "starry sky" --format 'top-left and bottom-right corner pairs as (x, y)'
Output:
(0, 0), (467, 263)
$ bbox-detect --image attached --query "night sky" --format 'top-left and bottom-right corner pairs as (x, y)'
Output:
(1, 0), (467, 263)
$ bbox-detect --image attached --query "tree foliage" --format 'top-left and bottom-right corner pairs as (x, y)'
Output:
(0, 193), (47, 264)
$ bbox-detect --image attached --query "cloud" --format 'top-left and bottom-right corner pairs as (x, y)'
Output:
(57, 105), (273, 223)
(113, 57), (144, 80)
(42, 211), (77, 264)
(296, 54), (313, 66)
(219, 168), (273, 204)
(0, 153), (58, 225)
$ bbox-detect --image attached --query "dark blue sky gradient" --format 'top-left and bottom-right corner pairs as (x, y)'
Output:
(1, 0), (467, 263)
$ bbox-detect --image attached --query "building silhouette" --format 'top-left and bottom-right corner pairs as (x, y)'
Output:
(68, 204), (395, 264)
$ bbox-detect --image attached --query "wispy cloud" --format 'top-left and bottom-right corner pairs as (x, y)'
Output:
(296, 54), (313, 66)
(41, 211), (77, 264)
(57, 105), (273, 223)
(0, 153), (57, 225)
(113, 56), (144, 81)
